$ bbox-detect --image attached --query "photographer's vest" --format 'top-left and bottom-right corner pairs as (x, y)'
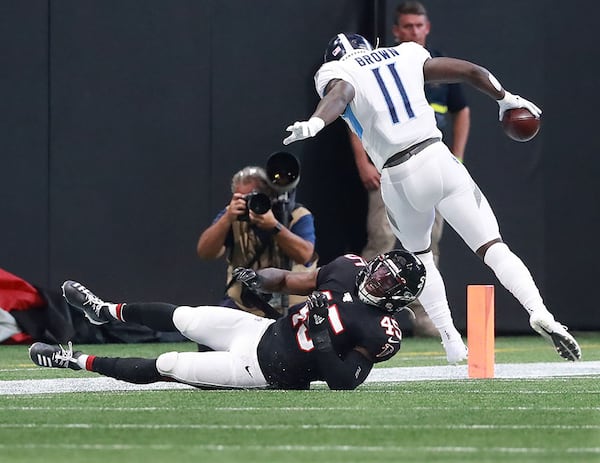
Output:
(225, 206), (318, 316)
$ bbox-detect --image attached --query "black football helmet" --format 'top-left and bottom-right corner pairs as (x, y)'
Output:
(324, 33), (373, 62)
(356, 250), (426, 313)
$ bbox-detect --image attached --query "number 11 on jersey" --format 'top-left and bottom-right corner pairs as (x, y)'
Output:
(372, 62), (415, 124)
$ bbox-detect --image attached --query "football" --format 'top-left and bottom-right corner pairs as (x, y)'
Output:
(502, 108), (540, 142)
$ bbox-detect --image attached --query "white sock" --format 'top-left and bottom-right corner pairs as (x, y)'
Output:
(75, 354), (89, 370)
(107, 303), (125, 321)
(416, 251), (462, 342)
(483, 242), (547, 315)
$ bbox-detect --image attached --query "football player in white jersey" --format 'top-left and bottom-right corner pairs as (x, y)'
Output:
(283, 33), (581, 363)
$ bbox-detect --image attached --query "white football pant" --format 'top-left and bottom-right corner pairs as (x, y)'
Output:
(155, 306), (274, 389)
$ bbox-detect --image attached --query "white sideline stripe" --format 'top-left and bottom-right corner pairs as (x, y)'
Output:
(370, 361), (600, 382)
(0, 423), (599, 430)
(0, 360), (598, 395)
(2, 405), (599, 411)
(0, 443), (598, 454)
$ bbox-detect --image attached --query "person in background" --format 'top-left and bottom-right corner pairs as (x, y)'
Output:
(196, 165), (317, 318)
(351, 1), (470, 336)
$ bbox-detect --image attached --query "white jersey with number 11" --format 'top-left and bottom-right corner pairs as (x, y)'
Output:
(314, 41), (442, 172)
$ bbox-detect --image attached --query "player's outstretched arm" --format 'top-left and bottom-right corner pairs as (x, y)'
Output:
(244, 267), (318, 296)
(423, 57), (541, 121)
(283, 79), (355, 145)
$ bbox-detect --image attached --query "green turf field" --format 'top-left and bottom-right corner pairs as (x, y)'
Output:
(1, 333), (599, 463)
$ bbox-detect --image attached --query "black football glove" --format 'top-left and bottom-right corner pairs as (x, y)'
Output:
(232, 267), (263, 292)
(307, 291), (331, 350)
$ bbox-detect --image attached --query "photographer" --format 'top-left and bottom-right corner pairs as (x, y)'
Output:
(196, 163), (317, 317)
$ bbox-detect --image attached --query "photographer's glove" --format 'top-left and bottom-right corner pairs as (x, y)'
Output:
(307, 291), (331, 351)
(232, 267), (263, 293)
(283, 117), (325, 145)
(497, 91), (542, 121)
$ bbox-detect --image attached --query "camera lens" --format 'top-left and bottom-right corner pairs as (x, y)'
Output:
(266, 151), (300, 193)
(247, 192), (271, 214)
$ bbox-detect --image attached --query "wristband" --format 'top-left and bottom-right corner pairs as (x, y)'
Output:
(271, 222), (283, 235)
(307, 117), (325, 136)
(497, 91), (517, 107)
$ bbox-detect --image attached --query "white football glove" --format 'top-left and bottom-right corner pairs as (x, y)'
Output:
(497, 91), (542, 121)
(283, 117), (325, 145)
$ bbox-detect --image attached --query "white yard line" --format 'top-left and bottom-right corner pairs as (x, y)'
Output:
(0, 361), (598, 395)
(0, 443), (598, 454)
(369, 360), (600, 382)
(0, 423), (599, 430)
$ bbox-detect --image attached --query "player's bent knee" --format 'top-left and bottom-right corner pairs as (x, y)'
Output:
(172, 306), (198, 334)
(477, 238), (503, 260)
(156, 351), (179, 376)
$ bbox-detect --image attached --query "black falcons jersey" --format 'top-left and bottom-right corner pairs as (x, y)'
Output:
(256, 254), (403, 389)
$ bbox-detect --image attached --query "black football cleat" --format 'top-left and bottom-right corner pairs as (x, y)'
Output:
(29, 342), (82, 370)
(62, 280), (110, 325)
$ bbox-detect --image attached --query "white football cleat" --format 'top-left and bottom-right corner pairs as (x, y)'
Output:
(529, 311), (581, 361)
(442, 338), (468, 364)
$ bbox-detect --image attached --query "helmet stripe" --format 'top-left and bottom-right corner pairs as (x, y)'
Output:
(338, 34), (354, 55)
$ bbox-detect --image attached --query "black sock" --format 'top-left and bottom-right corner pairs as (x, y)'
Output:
(91, 357), (162, 384)
(121, 302), (178, 331)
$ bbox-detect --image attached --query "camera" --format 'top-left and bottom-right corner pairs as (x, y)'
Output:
(236, 152), (300, 222)
(237, 191), (272, 221)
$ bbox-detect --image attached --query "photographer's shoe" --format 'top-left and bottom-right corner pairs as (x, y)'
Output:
(530, 310), (581, 361)
(29, 342), (82, 370)
(62, 280), (110, 325)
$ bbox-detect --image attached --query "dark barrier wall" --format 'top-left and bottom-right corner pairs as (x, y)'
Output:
(542, 0), (600, 331)
(1, 0), (599, 332)
(0, 1), (49, 284)
(47, 1), (214, 303)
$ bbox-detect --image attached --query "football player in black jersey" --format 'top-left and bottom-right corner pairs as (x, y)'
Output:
(28, 250), (425, 390)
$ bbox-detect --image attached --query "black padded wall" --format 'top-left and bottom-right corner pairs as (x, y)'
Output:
(47, 1), (213, 303)
(1, 0), (599, 332)
(542, 0), (600, 329)
(44, 0), (370, 305)
(0, 1), (49, 285)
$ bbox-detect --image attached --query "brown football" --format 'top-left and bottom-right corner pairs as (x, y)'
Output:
(502, 108), (540, 142)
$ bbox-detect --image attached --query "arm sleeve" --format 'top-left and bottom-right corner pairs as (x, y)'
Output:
(314, 347), (373, 390)
(211, 208), (227, 224)
(289, 213), (316, 244)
